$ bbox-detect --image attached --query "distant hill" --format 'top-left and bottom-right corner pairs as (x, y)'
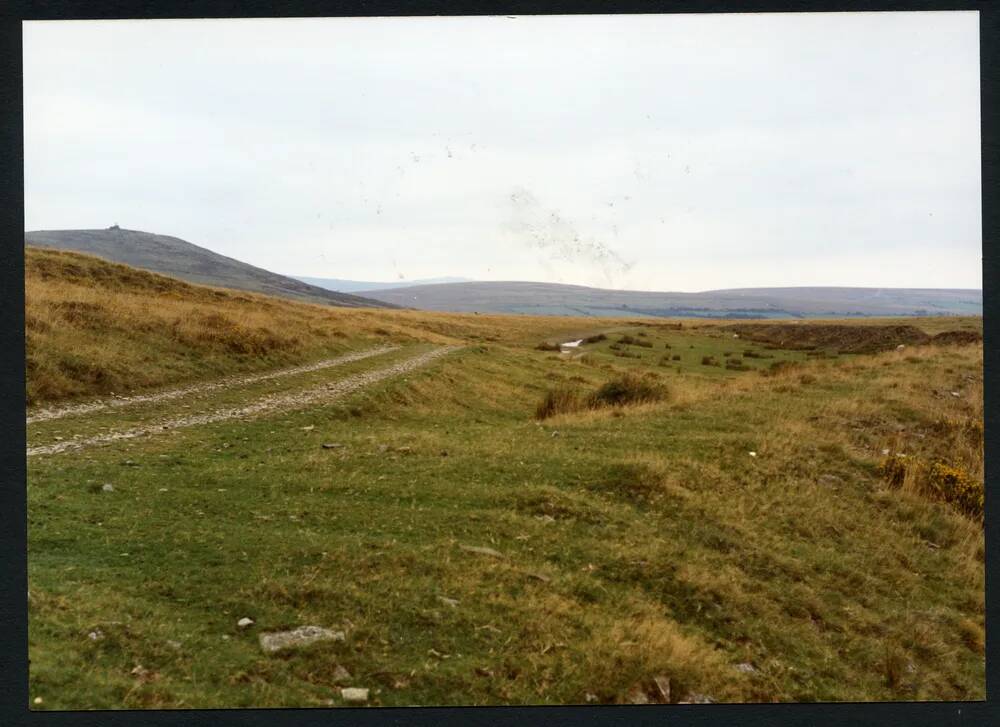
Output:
(295, 275), (473, 293)
(357, 281), (982, 319)
(24, 228), (396, 309)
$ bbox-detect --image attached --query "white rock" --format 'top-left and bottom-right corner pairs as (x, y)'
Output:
(459, 544), (504, 558)
(101, 483), (114, 492)
(437, 596), (459, 608)
(951, 391), (961, 398)
(237, 617), (254, 628)
(259, 625), (340, 653)
(33, 697), (42, 705)
(735, 662), (757, 673)
(748, 451), (757, 458)
(341, 687), (369, 704)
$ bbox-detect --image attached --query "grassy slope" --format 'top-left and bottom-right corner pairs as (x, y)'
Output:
(26, 252), (984, 708)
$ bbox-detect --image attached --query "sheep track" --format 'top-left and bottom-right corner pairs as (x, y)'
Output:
(27, 346), (458, 457)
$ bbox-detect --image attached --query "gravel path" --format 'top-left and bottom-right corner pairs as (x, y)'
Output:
(27, 346), (398, 424)
(27, 346), (458, 457)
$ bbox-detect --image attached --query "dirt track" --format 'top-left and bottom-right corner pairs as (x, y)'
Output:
(27, 345), (399, 424)
(27, 346), (457, 457)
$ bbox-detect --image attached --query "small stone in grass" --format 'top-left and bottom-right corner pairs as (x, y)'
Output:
(332, 665), (352, 684)
(340, 687), (369, 704)
(748, 451), (757, 458)
(321, 443), (343, 449)
(237, 617), (254, 629)
(101, 483), (114, 492)
(259, 625), (341, 653)
(459, 544), (504, 558)
(33, 697), (42, 705)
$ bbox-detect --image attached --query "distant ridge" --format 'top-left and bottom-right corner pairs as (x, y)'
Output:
(295, 275), (473, 293)
(24, 228), (396, 309)
(355, 280), (982, 319)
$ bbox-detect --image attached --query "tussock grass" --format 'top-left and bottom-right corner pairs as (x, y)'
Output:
(535, 373), (667, 420)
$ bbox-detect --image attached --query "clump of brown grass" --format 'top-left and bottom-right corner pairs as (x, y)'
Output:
(535, 373), (668, 420)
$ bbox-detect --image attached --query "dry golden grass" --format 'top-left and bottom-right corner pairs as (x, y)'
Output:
(24, 247), (644, 405)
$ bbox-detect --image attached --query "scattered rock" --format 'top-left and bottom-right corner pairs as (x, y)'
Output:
(237, 617), (254, 629)
(896, 344), (906, 350)
(585, 692), (598, 703)
(474, 666), (494, 677)
(881, 448), (891, 456)
(551, 431), (560, 438)
(300, 425), (315, 431)
(625, 684), (651, 704)
(951, 391), (961, 398)
(340, 687), (369, 704)
(130, 664), (149, 678)
(459, 544), (504, 558)
(735, 662), (757, 674)
(680, 693), (715, 704)
(653, 675), (671, 702)
(437, 595), (459, 608)
(748, 451), (757, 458)
(259, 625), (341, 653)
(332, 665), (352, 684)
(101, 483), (115, 492)
(33, 697), (42, 706)
(87, 629), (104, 641)
(321, 443), (343, 449)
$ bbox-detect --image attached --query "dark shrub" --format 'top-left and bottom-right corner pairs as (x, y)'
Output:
(588, 373), (667, 408)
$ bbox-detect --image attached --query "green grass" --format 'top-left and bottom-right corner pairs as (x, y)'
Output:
(27, 321), (985, 708)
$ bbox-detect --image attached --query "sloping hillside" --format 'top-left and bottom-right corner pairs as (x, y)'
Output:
(358, 280), (982, 318)
(24, 247), (631, 405)
(24, 228), (396, 309)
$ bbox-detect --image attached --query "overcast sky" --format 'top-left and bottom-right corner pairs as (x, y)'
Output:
(24, 12), (981, 291)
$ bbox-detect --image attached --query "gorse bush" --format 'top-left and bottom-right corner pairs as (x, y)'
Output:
(926, 462), (983, 519)
(878, 454), (983, 520)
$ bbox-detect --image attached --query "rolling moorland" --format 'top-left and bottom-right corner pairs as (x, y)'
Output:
(26, 247), (984, 708)
(357, 280), (983, 319)
(295, 276), (473, 293)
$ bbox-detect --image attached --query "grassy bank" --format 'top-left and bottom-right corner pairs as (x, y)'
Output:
(26, 251), (984, 707)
